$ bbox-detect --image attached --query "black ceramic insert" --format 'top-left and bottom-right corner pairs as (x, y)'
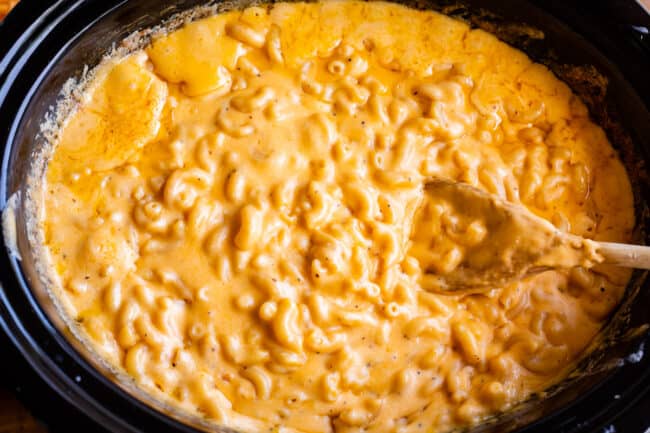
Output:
(0, 1), (649, 432)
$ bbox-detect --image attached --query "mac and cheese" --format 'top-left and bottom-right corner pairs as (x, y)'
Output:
(40, 2), (635, 432)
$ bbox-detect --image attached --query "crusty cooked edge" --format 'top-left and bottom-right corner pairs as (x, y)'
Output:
(22, 0), (260, 429)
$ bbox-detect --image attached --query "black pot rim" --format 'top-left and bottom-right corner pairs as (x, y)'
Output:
(1, 1), (650, 432)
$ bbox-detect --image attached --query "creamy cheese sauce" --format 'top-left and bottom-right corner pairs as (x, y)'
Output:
(41, 2), (635, 432)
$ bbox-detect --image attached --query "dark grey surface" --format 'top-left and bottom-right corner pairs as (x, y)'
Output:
(0, 330), (107, 433)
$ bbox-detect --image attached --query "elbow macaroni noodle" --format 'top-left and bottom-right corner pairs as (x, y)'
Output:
(41, 2), (635, 432)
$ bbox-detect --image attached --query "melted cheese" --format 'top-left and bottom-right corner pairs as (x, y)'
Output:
(41, 2), (635, 432)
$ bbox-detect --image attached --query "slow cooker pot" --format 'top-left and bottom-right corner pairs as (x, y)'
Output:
(1, 0), (650, 432)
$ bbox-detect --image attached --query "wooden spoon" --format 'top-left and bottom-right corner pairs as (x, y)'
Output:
(410, 179), (650, 292)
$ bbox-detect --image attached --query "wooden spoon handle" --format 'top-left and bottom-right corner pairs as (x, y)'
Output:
(597, 242), (650, 269)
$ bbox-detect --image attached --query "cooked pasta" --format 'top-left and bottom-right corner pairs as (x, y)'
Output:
(40, 2), (634, 432)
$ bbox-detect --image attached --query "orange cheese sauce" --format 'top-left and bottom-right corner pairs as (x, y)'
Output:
(41, 2), (634, 432)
